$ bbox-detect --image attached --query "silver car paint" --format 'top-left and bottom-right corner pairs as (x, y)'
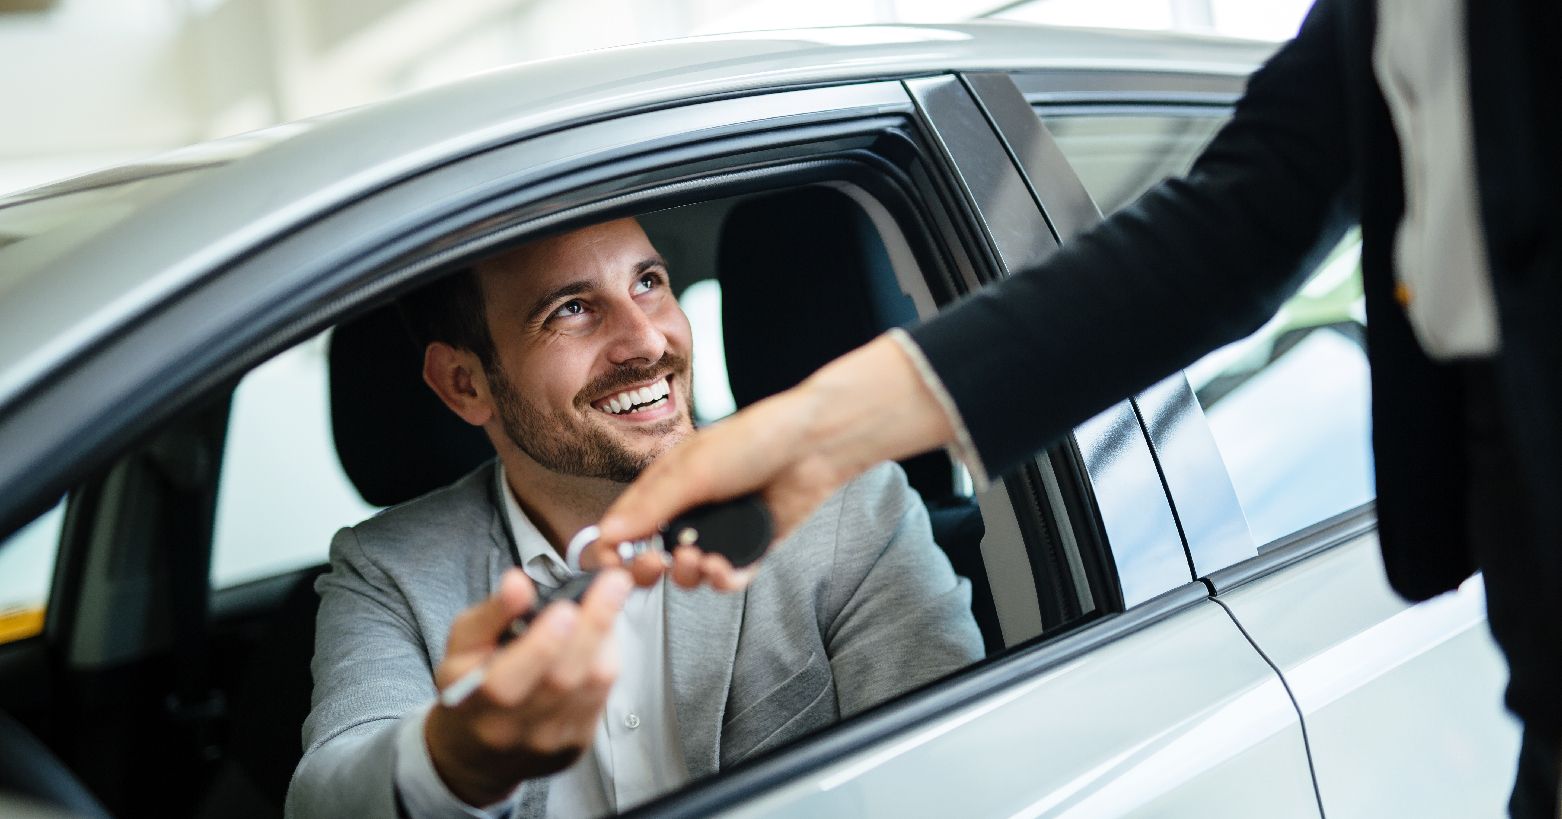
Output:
(714, 595), (1317, 819)
(1216, 536), (1521, 818)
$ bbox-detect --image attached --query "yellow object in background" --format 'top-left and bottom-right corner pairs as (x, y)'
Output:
(0, 606), (44, 644)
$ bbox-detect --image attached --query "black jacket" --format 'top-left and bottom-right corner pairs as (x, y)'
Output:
(910, 0), (1562, 738)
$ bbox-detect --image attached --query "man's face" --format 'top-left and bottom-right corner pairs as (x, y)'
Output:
(474, 218), (694, 484)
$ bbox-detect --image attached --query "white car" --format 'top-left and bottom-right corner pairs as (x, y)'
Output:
(0, 20), (1518, 819)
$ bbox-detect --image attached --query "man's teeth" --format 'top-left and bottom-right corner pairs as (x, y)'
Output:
(601, 379), (670, 415)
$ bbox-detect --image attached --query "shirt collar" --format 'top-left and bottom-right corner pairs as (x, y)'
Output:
(495, 462), (574, 587)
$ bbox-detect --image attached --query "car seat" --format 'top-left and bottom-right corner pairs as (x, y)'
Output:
(716, 186), (1002, 655)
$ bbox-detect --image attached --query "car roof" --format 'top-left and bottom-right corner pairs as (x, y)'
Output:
(0, 21), (1276, 413)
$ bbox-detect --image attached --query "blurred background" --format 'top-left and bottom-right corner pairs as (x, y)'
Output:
(0, 0), (1312, 198)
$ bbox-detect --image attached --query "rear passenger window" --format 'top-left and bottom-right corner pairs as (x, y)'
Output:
(1039, 112), (1225, 214)
(1040, 109), (1374, 545)
(211, 332), (380, 588)
(1187, 232), (1371, 544)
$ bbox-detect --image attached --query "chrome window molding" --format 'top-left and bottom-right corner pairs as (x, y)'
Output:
(904, 75), (1059, 277)
(910, 71), (1141, 631)
(1075, 400), (1193, 607)
(957, 71), (1191, 609)
(1009, 68), (1250, 107)
(1204, 502), (1378, 596)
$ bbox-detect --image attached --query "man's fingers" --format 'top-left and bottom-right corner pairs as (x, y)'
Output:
(546, 570), (632, 690)
(629, 550), (666, 587)
(478, 602), (578, 705)
(446, 568), (536, 658)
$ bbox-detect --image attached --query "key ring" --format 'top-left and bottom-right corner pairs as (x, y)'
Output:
(565, 525), (663, 572)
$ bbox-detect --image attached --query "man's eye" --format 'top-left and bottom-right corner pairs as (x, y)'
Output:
(553, 300), (585, 318)
(634, 274), (659, 294)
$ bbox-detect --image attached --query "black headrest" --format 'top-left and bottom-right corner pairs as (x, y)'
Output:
(717, 187), (914, 409)
(328, 304), (494, 508)
(716, 187), (954, 501)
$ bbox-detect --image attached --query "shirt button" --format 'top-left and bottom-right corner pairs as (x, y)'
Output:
(624, 713), (640, 730)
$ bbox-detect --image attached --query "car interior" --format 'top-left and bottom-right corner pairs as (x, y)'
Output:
(0, 176), (1110, 819)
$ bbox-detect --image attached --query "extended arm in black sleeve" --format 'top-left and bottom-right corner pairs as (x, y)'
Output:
(908, 0), (1354, 481)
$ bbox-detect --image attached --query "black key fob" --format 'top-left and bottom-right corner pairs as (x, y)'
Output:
(664, 495), (773, 568)
(500, 573), (595, 645)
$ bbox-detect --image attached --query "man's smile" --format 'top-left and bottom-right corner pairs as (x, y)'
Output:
(589, 374), (677, 422)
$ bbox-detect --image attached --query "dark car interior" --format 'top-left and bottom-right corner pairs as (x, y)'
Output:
(0, 182), (1011, 819)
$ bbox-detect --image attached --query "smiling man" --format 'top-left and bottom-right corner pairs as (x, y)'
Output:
(284, 217), (983, 819)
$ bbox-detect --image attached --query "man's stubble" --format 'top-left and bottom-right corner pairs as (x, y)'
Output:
(486, 352), (693, 484)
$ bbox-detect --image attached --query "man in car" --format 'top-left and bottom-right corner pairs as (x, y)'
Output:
(284, 217), (983, 819)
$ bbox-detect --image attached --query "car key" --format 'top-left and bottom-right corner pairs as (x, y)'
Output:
(439, 495), (773, 708)
(436, 574), (595, 708)
(663, 493), (773, 568)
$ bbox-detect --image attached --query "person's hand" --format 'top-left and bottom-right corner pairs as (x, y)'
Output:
(425, 567), (632, 807)
(594, 334), (955, 590)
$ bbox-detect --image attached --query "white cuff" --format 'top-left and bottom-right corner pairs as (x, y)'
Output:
(885, 328), (990, 492)
(395, 702), (522, 819)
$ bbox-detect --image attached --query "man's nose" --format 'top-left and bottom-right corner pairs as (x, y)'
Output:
(604, 301), (667, 366)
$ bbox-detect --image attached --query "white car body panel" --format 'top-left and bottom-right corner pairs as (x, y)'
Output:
(1216, 536), (1521, 818)
(716, 598), (1317, 819)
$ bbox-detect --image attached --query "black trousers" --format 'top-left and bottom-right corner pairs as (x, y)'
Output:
(1465, 363), (1560, 819)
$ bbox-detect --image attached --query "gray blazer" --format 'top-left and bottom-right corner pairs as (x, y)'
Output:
(286, 461), (982, 818)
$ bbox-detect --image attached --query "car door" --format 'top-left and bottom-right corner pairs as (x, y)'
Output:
(1013, 69), (1522, 818)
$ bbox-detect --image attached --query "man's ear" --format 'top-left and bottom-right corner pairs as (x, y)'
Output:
(423, 342), (495, 427)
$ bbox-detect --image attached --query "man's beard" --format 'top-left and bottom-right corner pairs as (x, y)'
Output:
(486, 352), (692, 484)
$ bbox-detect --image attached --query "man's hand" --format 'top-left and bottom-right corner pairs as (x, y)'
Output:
(595, 334), (955, 591)
(425, 567), (632, 807)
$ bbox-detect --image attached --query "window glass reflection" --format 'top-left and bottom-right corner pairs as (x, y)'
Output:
(1188, 232), (1373, 544)
(1039, 113), (1225, 215)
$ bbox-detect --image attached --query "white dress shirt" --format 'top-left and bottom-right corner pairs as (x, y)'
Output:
(1374, 0), (1501, 359)
(393, 464), (689, 819)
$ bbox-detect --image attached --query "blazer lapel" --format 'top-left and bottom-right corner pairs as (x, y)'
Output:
(665, 583), (746, 779)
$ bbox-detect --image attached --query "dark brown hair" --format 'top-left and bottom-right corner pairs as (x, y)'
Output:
(396, 268), (498, 370)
